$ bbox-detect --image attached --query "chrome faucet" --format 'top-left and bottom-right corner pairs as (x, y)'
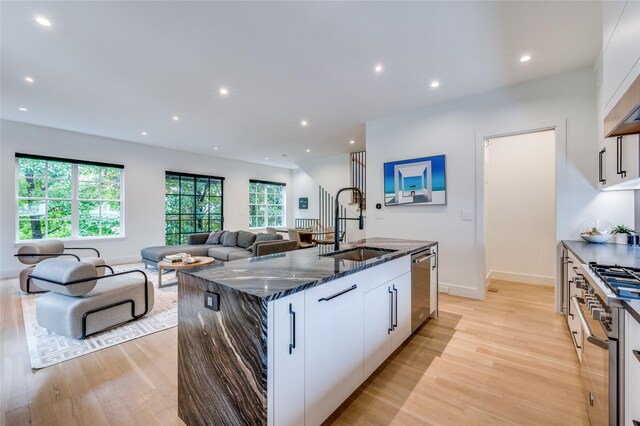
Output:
(334, 187), (364, 251)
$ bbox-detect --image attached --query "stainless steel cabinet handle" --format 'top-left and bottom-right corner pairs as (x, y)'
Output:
(318, 284), (357, 302)
(388, 287), (393, 335)
(571, 296), (609, 349)
(288, 303), (296, 354)
(413, 254), (434, 264)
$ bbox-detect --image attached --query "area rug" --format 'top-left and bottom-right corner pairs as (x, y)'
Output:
(20, 266), (178, 369)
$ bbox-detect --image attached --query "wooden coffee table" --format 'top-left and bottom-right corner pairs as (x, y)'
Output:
(157, 256), (215, 288)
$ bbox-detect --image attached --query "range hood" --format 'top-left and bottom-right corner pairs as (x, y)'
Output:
(605, 74), (640, 138)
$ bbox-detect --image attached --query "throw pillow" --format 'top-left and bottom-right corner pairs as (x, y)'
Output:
(206, 230), (226, 245)
(222, 231), (239, 247)
(236, 230), (257, 249)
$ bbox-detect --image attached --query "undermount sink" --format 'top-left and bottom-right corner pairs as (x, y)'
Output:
(321, 247), (397, 262)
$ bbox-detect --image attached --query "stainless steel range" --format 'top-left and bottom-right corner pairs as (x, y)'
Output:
(563, 250), (626, 425)
(590, 264), (640, 300)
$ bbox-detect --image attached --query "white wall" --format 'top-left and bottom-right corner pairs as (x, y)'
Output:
(291, 169), (319, 220)
(0, 120), (294, 277)
(366, 68), (634, 299)
(486, 130), (556, 285)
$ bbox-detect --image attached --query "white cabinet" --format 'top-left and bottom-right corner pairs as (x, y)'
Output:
(566, 258), (584, 361)
(266, 253), (416, 426)
(304, 274), (364, 426)
(598, 135), (640, 190)
(363, 272), (411, 378)
(270, 292), (305, 426)
(602, 0), (640, 113)
(430, 245), (438, 318)
(625, 310), (640, 426)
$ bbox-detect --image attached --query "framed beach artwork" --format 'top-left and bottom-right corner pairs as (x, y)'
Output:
(383, 154), (446, 206)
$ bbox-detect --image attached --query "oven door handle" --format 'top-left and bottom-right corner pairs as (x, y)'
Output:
(571, 296), (609, 350)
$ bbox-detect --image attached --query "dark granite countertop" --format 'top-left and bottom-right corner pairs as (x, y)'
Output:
(624, 300), (640, 324)
(562, 240), (640, 268)
(181, 237), (436, 301)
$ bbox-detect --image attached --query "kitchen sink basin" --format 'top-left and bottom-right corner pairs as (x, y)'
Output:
(321, 247), (397, 262)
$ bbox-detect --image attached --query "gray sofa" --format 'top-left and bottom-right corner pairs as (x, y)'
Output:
(141, 230), (297, 268)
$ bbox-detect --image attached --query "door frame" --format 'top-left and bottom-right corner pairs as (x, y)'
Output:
(475, 118), (567, 312)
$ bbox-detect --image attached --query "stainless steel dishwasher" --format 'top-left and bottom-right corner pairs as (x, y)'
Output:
(411, 247), (437, 333)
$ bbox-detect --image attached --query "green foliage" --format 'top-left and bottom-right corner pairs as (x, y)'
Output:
(249, 182), (284, 228)
(164, 174), (223, 245)
(17, 158), (121, 240)
(613, 225), (634, 235)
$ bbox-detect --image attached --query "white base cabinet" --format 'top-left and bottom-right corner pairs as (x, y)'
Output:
(363, 272), (411, 378)
(267, 254), (420, 426)
(625, 310), (640, 426)
(270, 292), (305, 426)
(430, 245), (438, 317)
(304, 274), (365, 426)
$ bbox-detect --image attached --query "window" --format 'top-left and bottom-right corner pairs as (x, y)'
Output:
(165, 172), (223, 245)
(249, 180), (285, 228)
(16, 154), (123, 241)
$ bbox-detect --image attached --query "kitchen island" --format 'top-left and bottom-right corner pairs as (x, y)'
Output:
(176, 237), (437, 426)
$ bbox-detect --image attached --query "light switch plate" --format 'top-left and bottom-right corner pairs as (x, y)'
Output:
(204, 292), (220, 311)
(461, 210), (473, 221)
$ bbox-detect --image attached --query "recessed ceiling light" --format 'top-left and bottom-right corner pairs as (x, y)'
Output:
(520, 55), (532, 62)
(141, 131), (147, 136)
(18, 107), (28, 112)
(430, 81), (440, 88)
(350, 140), (355, 144)
(301, 120), (308, 126)
(374, 64), (383, 73)
(219, 88), (229, 96)
(214, 147), (219, 150)
(306, 149), (311, 152)
(172, 116), (179, 121)
(35, 16), (52, 27)
(24, 77), (34, 83)
(264, 157), (269, 160)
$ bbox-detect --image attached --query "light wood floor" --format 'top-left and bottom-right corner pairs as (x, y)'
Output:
(1, 277), (588, 426)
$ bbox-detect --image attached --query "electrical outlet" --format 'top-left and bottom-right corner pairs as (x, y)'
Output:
(204, 292), (220, 311)
(461, 210), (473, 221)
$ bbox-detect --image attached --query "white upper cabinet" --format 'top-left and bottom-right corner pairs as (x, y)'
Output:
(602, 0), (640, 117)
(599, 135), (640, 189)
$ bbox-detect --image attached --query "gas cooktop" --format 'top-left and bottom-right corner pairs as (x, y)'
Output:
(590, 263), (640, 300)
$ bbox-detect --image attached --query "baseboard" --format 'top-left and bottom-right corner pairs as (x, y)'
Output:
(0, 256), (141, 279)
(438, 282), (484, 299)
(487, 270), (554, 286)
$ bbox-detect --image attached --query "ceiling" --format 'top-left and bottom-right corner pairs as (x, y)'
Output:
(1, 1), (602, 169)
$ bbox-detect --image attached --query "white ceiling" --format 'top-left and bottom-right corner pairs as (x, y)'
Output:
(1, 1), (602, 169)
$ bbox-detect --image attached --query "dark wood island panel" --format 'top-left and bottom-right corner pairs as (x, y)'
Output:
(177, 272), (268, 426)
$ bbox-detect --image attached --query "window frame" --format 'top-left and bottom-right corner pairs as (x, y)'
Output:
(164, 171), (225, 245)
(15, 153), (125, 242)
(249, 179), (286, 229)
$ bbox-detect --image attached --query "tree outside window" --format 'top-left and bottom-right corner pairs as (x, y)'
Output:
(16, 156), (122, 240)
(165, 172), (223, 245)
(249, 180), (285, 228)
